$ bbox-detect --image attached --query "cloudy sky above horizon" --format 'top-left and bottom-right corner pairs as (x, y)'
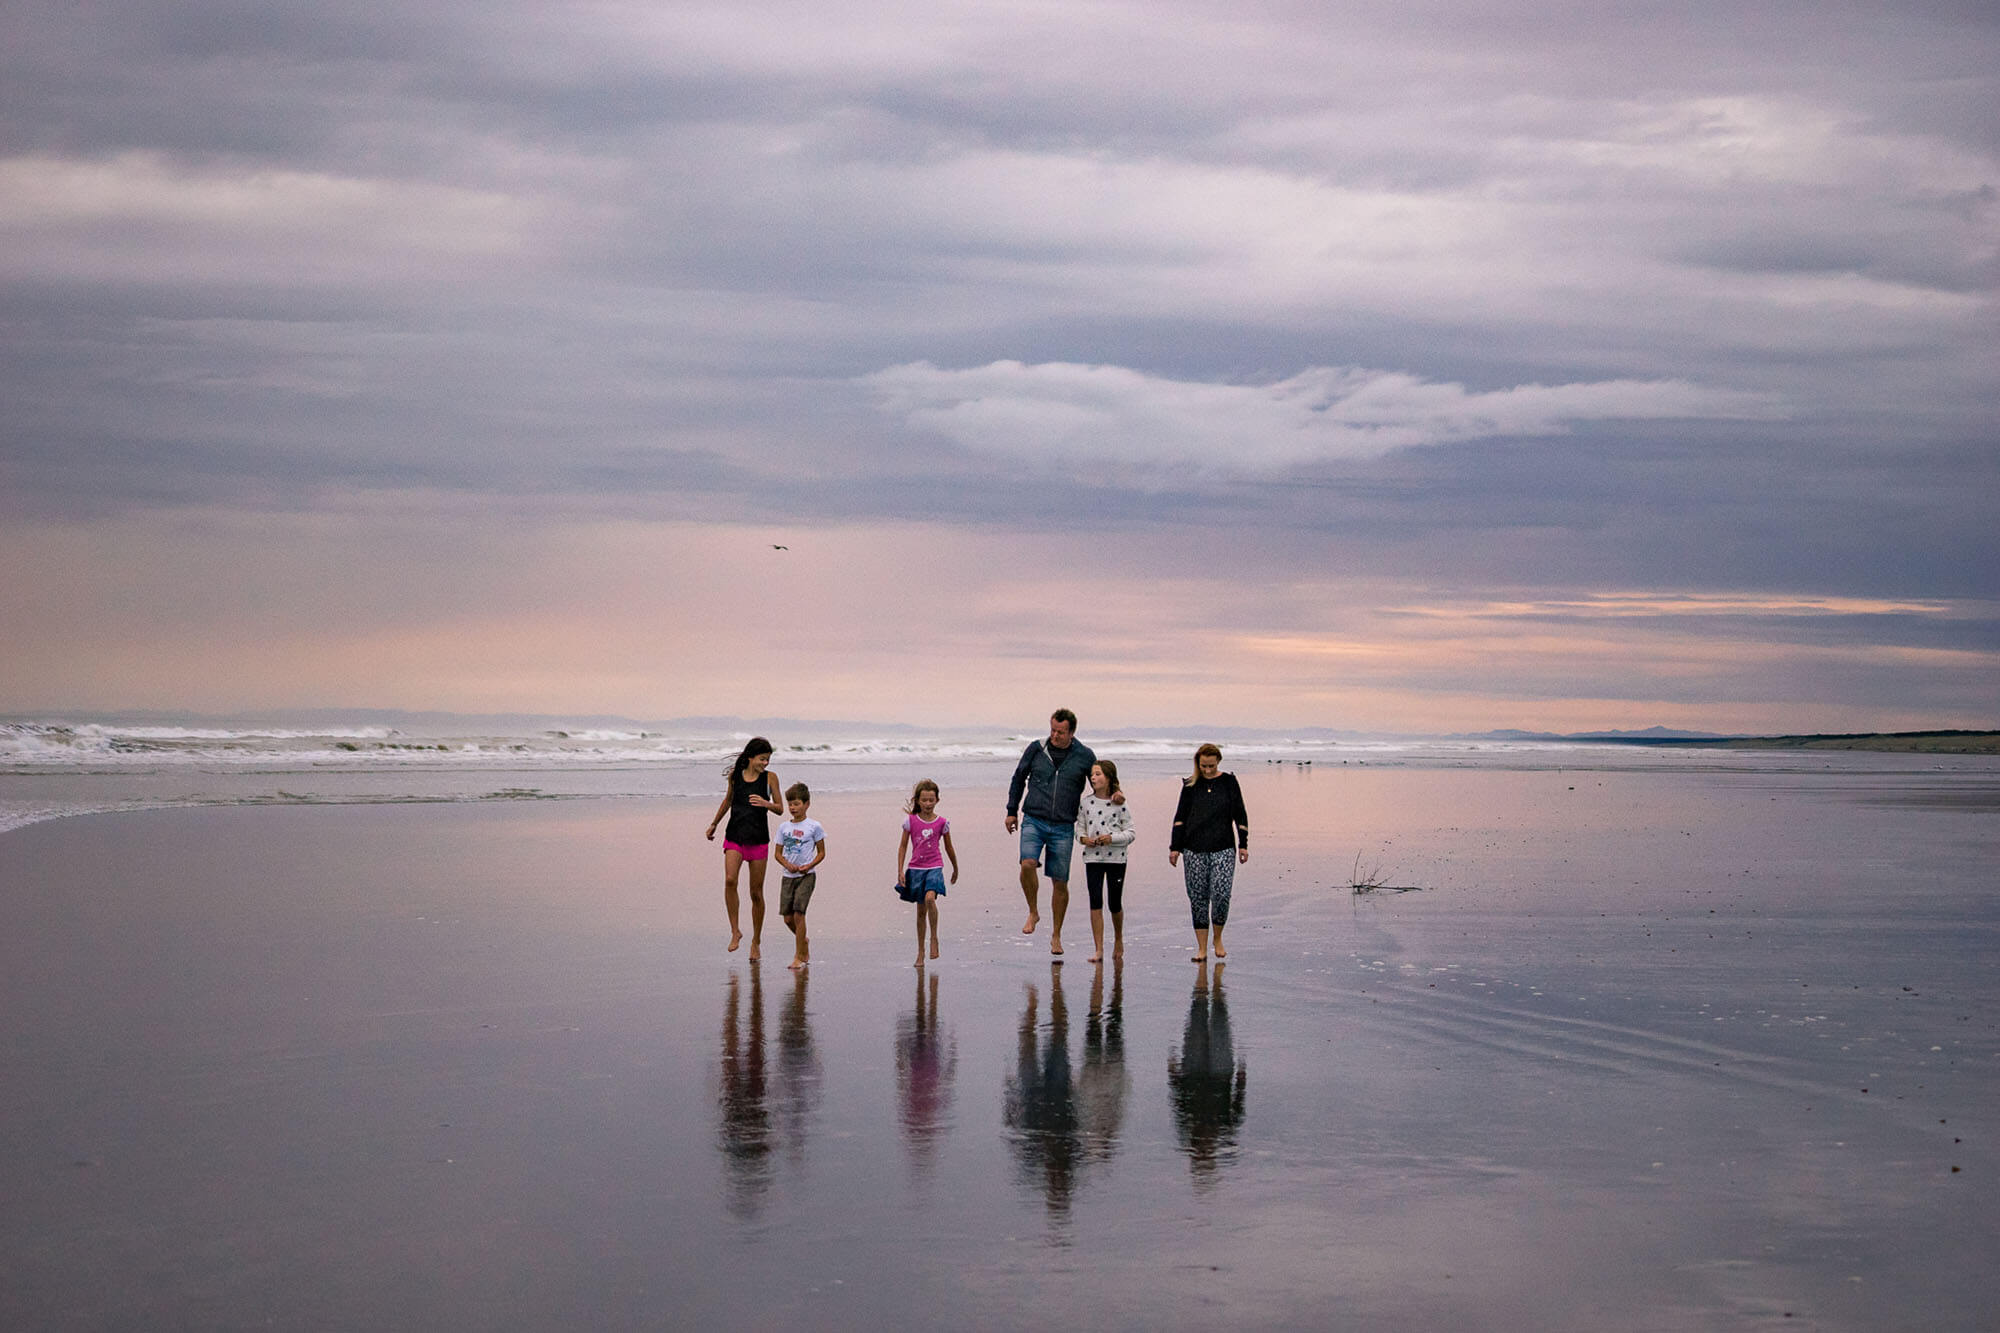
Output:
(3, 0), (1996, 731)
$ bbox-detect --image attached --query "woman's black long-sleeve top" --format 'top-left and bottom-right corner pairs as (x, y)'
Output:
(1169, 772), (1249, 853)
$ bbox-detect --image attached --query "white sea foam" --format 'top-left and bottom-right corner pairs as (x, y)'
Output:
(6, 715), (1894, 837)
(2, 718), (1382, 772)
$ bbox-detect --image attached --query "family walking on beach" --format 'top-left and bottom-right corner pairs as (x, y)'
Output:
(705, 710), (1250, 967)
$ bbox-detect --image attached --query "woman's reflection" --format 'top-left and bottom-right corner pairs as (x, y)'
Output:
(1076, 962), (1128, 1165)
(1168, 960), (1247, 1187)
(1003, 965), (1082, 1225)
(716, 968), (772, 1218)
(894, 969), (957, 1185)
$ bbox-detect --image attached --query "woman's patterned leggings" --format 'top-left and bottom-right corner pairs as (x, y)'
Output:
(1182, 848), (1236, 929)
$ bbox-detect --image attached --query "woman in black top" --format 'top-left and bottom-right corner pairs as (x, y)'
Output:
(1168, 743), (1248, 961)
(706, 736), (782, 959)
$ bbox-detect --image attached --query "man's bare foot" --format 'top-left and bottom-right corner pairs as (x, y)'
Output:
(914, 954), (926, 968)
(748, 941), (761, 961)
(787, 956), (804, 971)
(728, 932), (742, 952)
(1050, 937), (1063, 957)
(1112, 943), (1124, 959)
(1086, 950), (1101, 963)
(929, 940), (941, 959)
(1021, 914), (1039, 935)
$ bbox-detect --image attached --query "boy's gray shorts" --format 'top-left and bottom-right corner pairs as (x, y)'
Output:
(779, 873), (817, 915)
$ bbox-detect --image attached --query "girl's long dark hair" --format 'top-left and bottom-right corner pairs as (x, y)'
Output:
(726, 736), (774, 781)
(1093, 758), (1121, 796)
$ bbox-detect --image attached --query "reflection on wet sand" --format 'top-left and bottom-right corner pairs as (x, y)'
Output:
(1078, 963), (1129, 1166)
(1005, 963), (1129, 1226)
(775, 966), (822, 1169)
(716, 969), (770, 1218)
(894, 969), (957, 1184)
(1004, 968), (1078, 1222)
(716, 966), (820, 1219)
(1168, 961), (1247, 1188)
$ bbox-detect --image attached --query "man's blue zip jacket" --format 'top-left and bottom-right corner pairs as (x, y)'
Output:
(1006, 736), (1098, 824)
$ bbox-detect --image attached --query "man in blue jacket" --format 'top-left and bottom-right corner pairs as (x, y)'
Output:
(1005, 708), (1096, 955)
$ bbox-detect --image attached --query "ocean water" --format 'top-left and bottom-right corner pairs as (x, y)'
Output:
(2, 753), (1996, 1329)
(6, 713), (1985, 833)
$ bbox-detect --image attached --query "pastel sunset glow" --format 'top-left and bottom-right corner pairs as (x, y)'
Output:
(4, 2), (1995, 732)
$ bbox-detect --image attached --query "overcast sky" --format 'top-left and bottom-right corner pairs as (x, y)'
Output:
(3, 0), (1995, 731)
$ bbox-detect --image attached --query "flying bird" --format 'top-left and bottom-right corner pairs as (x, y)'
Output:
(771, 544), (789, 550)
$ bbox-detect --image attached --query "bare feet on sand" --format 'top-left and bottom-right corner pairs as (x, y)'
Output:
(914, 954), (926, 968)
(1213, 943), (1227, 958)
(1086, 949), (1101, 963)
(1050, 937), (1064, 957)
(1021, 914), (1039, 935)
(748, 941), (761, 961)
(1191, 952), (1207, 962)
(787, 957), (805, 971)
(728, 932), (743, 952)
(930, 940), (941, 960)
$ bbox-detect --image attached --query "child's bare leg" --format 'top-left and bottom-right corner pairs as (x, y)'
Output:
(723, 849), (744, 951)
(1049, 880), (1068, 956)
(926, 895), (940, 958)
(914, 899), (927, 966)
(1087, 908), (1103, 964)
(1018, 860), (1040, 934)
(1111, 910), (1124, 958)
(788, 912), (808, 969)
(746, 859), (767, 960)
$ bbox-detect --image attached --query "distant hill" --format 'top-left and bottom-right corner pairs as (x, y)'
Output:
(1464, 726), (2000, 754)
(1714, 730), (2000, 754)
(1462, 726), (1736, 742)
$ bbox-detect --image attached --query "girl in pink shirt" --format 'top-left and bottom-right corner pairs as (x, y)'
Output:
(897, 779), (959, 966)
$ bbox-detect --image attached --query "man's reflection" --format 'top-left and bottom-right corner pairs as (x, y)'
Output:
(895, 969), (957, 1184)
(1168, 960), (1247, 1187)
(1076, 962), (1128, 1165)
(1003, 966), (1083, 1224)
(716, 968), (771, 1218)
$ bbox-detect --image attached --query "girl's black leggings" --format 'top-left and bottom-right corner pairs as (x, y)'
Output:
(1084, 862), (1126, 914)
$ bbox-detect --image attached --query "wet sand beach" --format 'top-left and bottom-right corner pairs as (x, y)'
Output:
(3, 762), (1996, 1329)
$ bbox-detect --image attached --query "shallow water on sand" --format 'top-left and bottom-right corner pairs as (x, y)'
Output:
(2, 762), (1995, 1330)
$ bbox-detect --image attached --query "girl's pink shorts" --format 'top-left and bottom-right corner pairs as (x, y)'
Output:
(723, 840), (768, 861)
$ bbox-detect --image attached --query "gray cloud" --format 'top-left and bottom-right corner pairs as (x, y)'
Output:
(861, 360), (1784, 467)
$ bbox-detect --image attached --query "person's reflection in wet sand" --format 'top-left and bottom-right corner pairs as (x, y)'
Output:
(894, 969), (957, 1187)
(1076, 961), (1129, 1165)
(1168, 960), (1247, 1189)
(716, 967), (772, 1218)
(774, 965), (822, 1170)
(1003, 965), (1083, 1229)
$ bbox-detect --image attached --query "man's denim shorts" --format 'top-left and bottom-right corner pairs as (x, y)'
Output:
(1018, 814), (1074, 881)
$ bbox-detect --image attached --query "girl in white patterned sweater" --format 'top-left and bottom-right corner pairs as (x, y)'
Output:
(1073, 760), (1135, 963)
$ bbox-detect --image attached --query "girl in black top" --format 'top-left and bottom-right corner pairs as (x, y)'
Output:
(1168, 743), (1249, 961)
(707, 736), (782, 959)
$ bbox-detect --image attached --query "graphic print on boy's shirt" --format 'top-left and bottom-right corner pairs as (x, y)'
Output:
(776, 817), (825, 870)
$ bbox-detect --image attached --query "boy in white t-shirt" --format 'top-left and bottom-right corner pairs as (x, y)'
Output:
(774, 782), (827, 970)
